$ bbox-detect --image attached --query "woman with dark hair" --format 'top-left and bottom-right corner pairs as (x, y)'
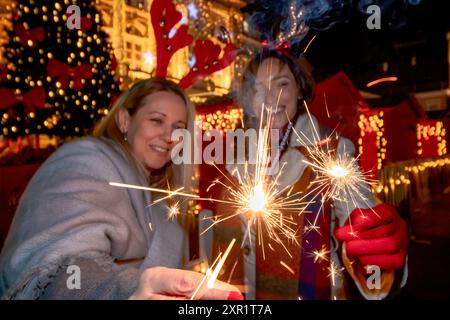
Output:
(238, 50), (315, 131)
(0, 78), (242, 300)
(211, 50), (408, 300)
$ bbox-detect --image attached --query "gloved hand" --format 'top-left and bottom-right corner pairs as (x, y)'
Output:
(335, 203), (408, 270)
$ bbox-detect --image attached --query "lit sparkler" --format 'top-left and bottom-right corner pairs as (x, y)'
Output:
(289, 101), (378, 234)
(108, 182), (200, 199)
(108, 152), (305, 261)
(108, 66), (377, 296)
(304, 147), (372, 204)
(190, 238), (236, 300)
(197, 72), (376, 264)
(201, 103), (311, 259)
(110, 181), (193, 223)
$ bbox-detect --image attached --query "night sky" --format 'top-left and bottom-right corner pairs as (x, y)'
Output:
(303, 0), (450, 107)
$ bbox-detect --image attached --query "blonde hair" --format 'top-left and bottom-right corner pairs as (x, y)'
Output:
(93, 78), (196, 204)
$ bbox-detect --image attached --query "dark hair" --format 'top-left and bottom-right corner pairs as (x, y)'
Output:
(237, 50), (315, 128)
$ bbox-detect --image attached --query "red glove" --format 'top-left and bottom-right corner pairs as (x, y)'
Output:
(335, 203), (408, 270)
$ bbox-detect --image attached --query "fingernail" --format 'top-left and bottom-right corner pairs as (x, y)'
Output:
(227, 291), (244, 300)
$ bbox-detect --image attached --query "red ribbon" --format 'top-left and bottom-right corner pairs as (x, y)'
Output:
(15, 25), (44, 47)
(274, 41), (291, 52)
(0, 86), (46, 114)
(47, 59), (93, 90)
(0, 68), (7, 82)
(80, 17), (92, 31)
(66, 12), (92, 31)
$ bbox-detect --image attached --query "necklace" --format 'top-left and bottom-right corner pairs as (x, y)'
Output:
(279, 122), (293, 155)
(268, 122), (293, 176)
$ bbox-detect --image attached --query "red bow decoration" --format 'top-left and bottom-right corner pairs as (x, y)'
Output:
(274, 41), (291, 52)
(81, 17), (92, 31)
(151, 0), (193, 78)
(15, 25), (45, 47)
(258, 40), (291, 57)
(0, 86), (46, 115)
(0, 67), (7, 82)
(47, 59), (93, 90)
(66, 11), (92, 31)
(179, 40), (236, 89)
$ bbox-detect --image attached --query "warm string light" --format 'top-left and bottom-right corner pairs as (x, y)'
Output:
(405, 157), (450, 173)
(196, 108), (243, 133)
(358, 112), (386, 170)
(375, 166), (411, 207)
(416, 121), (447, 156)
(374, 174), (411, 194)
(374, 156), (450, 207)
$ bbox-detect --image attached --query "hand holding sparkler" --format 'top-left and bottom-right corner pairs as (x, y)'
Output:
(335, 203), (408, 271)
(189, 238), (246, 300)
(128, 266), (243, 300)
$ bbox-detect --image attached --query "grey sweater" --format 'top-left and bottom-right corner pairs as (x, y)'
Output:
(0, 137), (187, 299)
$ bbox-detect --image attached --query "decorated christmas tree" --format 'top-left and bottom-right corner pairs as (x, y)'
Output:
(0, 0), (120, 142)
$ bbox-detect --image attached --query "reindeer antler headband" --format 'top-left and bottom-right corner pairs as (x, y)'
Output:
(150, 0), (236, 89)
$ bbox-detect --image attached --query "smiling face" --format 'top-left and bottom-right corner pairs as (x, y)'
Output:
(251, 57), (300, 129)
(118, 91), (187, 172)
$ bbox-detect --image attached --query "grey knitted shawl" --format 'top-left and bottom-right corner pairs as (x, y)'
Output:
(0, 137), (187, 299)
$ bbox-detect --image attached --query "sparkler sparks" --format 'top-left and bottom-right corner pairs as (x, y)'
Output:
(306, 151), (370, 202)
(107, 59), (378, 295)
(248, 183), (268, 213)
(207, 238), (236, 289)
(290, 101), (377, 232)
(328, 164), (348, 178)
(167, 201), (181, 221)
(303, 34), (317, 54)
(190, 238), (236, 300)
(280, 260), (295, 275)
(310, 245), (330, 263)
(327, 261), (344, 287)
(303, 221), (321, 236)
(201, 104), (311, 259)
(109, 160), (306, 261)
(108, 182), (199, 199)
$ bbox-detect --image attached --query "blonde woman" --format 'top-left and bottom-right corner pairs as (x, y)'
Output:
(0, 78), (242, 300)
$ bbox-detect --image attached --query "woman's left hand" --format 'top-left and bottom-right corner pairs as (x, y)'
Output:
(334, 203), (409, 270)
(128, 267), (243, 300)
